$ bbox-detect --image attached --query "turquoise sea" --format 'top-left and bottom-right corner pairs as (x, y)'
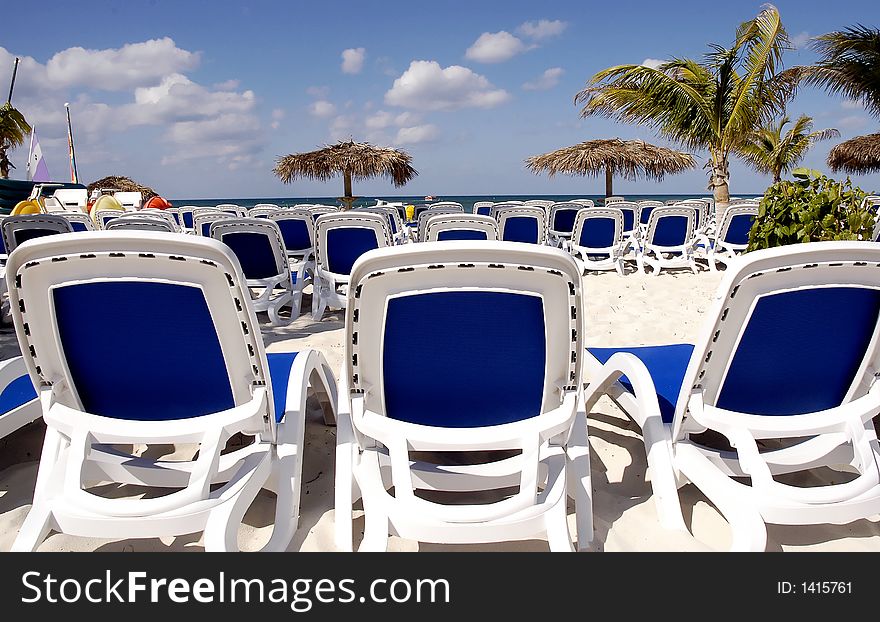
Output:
(169, 193), (763, 212)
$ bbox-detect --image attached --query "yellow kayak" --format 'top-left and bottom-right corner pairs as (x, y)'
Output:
(11, 199), (43, 215)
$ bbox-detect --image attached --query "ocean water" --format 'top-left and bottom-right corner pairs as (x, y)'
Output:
(169, 193), (762, 212)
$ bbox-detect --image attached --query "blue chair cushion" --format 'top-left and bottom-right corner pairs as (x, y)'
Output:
(723, 214), (755, 246)
(588, 344), (695, 423)
(326, 227), (380, 275)
(437, 229), (489, 241)
(652, 216), (689, 246)
(267, 351), (299, 423)
(70, 222), (90, 232)
(276, 219), (312, 251)
(578, 218), (616, 248)
(53, 281), (235, 421)
(0, 373), (37, 415)
(14, 228), (61, 246)
(502, 216), (539, 244)
(552, 209), (578, 234)
(383, 291), (546, 427)
(219, 231), (280, 279)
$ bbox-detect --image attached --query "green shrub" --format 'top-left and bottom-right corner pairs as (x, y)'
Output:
(747, 168), (875, 251)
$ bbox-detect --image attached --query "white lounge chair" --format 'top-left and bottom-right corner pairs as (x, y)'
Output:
(54, 211), (95, 232)
(473, 201), (494, 217)
(52, 189), (88, 212)
(215, 204), (247, 217)
(416, 208), (462, 242)
(639, 205), (699, 275)
(334, 241), (592, 551)
(546, 202), (583, 248)
(2, 215), (73, 253)
(268, 210), (316, 293)
(700, 203), (758, 271)
(604, 196), (625, 205)
(104, 216), (177, 233)
(210, 218), (300, 324)
(93, 209), (125, 230)
(583, 241), (880, 550)
(312, 212), (391, 320)
(248, 206), (281, 219)
(6, 231), (337, 551)
(569, 208), (631, 276)
(423, 213), (498, 241)
(495, 206), (547, 245)
(113, 191), (143, 211)
(0, 356), (39, 440)
(193, 210), (236, 237)
(428, 201), (464, 211)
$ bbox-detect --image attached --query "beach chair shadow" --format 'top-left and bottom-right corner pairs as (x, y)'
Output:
(584, 241), (880, 550)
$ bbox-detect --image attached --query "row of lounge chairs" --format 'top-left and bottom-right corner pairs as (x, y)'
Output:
(0, 220), (878, 551)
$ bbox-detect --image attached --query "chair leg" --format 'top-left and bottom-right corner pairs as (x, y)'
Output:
(11, 501), (54, 551)
(544, 495), (575, 552)
(358, 496), (389, 552)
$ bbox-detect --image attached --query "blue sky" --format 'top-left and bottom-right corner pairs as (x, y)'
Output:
(3, 0), (880, 199)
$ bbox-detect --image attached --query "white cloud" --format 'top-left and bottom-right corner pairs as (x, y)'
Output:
(214, 79), (240, 91)
(385, 60), (510, 111)
(465, 31), (528, 63)
(309, 100), (337, 118)
(838, 115), (867, 130)
(341, 47), (366, 74)
(641, 58), (665, 69)
(395, 124), (439, 145)
(330, 115), (356, 140)
(517, 19), (568, 40)
(791, 31), (811, 50)
(523, 67), (564, 91)
(306, 85), (329, 97)
(271, 108), (285, 129)
(365, 110), (395, 129)
(842, 99), (864, 110)
(46, 37), (199, 90)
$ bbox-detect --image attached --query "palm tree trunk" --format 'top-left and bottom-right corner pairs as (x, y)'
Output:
(773, 171), (781, 184)
(707, 151), (730, 221)
(0, 147), (10, 179)
(605, 167), (613, 198)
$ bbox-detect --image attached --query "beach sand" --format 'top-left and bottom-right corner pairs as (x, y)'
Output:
(2, 268), (879, 552)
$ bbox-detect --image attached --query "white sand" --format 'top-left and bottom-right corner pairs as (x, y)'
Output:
(2, 268), (879, 552)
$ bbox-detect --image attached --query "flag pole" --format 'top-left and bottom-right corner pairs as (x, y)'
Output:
(65, 102), (78, 184)
(6, 57), (19, 104)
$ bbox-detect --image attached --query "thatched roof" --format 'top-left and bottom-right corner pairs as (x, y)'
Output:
(86, 175), (158, 199)
(827, 133), (880, 174)
(273, 140), (417, 187)
(525, 139), (696, 180)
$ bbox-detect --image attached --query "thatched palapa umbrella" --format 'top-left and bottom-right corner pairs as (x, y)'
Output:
(827, 133), (880, 174)
(86, 175), (158, 200)
(525, 138), (696, 197)
(273, 140), (417, 209)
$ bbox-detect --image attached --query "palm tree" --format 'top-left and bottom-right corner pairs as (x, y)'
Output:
(574, 5), (792, 206)
(738, 115), (839, 183)
(0, 102), (31, 179)
(783, 26), (880, 173)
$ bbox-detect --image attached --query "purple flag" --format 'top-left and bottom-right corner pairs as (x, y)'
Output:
(26, 127), (51, 182)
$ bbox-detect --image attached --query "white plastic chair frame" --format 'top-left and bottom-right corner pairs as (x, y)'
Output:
(6, 231), (338, 551)
(210, 218), (299, 325)
(371, 207), (408, 245)
(569, 208), (630, 276)
(94, 209), (125, 231)
(639, 206), (698, 275)
(104, 216), (177, 233)
(2, 214), (73, 253)
(215, 204), (248, 217)
(313, 212), (391, 320)
(248, 207), (281, 218)
(703, 204), (758, 271)
(193, 211), (236, 237)
(423, 213), (498, 242)
(428, 201), (464, 211)
(268, 210), (316, 295)
(546, 202), (584, 248)
(604, 196), (625, 205)
(488, 201), (525, 220)
(416, 208), (462, 242)
(0, 356), (40, 440)
(570, 199), (595, 207)
(523, 199), (555, 209)
(334, 241), (592, 551)
(582, 242), (880, 550)
(495, 206), (548, 245)
(55, 211), (96, 232)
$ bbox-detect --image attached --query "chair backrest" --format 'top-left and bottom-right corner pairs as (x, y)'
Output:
(716, 204), (757, 248)
(672, 242), (880, 438)
(95, 210), (125, 230)
(417, 208), (462, 241)
(269, 210), (315, 255)
(52, 189), (88, 211)
(495, 206), (547, 245)
(248, 206), (280, 219)
(5, 232), (276, 433)
(473, 201), (494, 216)
(2, 214), (74, 253)
(523, 199), (554, 209)
(104, 216), (177, 233)
(315, 212), (391, 277)
(193, 211), (236, 237)
(114, 192), (143, 210)
(215, 204), (247, 217)
(674, 200), (707, 230)
(638, 201), (664, 225)
(860, 195), (880, 212)
(604, 196), (625, 205)
(488, 201), (525, 220)
(429, 201), (464, 211)
(570, 208), (624, 252)
(611, 201), (638, 233)
(253, 203), (280, 210)
(423, 213), (498, 242)
(547, 202), (583, 237)
(210, 218), (288, 280)
(308, 206), (338, 221)
(137, 209), (179, 231)
(570, 199), (595, 207)
(176, 205), (199, 229)
(346, 241), (583, 428)
(643, 206), (695, 248)
(55, 211), (96, 232)
(372, 207), (404, 237)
